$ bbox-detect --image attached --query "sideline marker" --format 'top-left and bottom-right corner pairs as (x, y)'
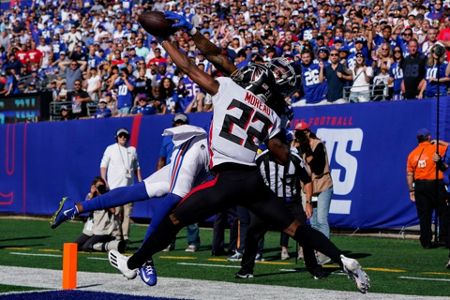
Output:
(62, 243), (78, 289)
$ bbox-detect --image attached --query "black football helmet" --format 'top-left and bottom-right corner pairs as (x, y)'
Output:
(231, 63), (276, 103)
(267, 57), (300, 97)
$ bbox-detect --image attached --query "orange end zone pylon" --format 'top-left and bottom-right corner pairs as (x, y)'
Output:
(62, 243), (78, 289)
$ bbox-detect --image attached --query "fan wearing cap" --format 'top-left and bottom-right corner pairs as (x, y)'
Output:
(59, 105), (72, 121)
(293, 121), (334, 265)
(95, 99), (112, 118)
(131, 94), (157, 116)
(100, 128), (142, 242)
(406, 128), (448, 249)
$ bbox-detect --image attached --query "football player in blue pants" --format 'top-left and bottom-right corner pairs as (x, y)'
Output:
(50, 124), (210, 286)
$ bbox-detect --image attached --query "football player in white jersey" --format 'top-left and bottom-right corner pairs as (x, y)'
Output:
(109, 13), (370, 293)
(50, 124), (209, 286)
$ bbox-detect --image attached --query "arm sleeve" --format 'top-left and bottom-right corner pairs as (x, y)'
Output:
(292, 152), (312, 184)
(100, 146), (111, 168)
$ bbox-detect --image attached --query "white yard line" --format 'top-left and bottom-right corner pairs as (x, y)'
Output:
(177, 262), (240, 269)
(399, 276), (450, 282)
(0, 266), (449, 300)
(9, 252), (62, 258)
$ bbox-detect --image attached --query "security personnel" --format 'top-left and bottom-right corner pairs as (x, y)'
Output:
(406, 128), (448, 248)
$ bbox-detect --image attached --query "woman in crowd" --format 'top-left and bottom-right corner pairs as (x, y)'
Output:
(349, 52), (373, 103)
(419, 44), (450, 99)
(158, 77), (176, 114)
(388, 46), (405, 101)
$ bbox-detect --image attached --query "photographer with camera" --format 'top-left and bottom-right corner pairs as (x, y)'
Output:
(294, 122), (334, 265)
(74, 176), (126, 253)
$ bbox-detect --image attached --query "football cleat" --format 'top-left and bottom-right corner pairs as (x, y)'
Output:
(254, 253), (264, 262)
(139, 260), (157, 286)
(108, 250), (137, 280)
(341, 255), (371, 293)
(227, 251), (243, 262)
(309, 265), (327, 280)
(50, 197), (78, 229)
(235, 269), (254, 279)
(281, 249), (290, 260)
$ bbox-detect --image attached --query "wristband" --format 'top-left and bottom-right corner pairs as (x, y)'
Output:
(409, 189), (414, 192)
(189, 27), (197, 35)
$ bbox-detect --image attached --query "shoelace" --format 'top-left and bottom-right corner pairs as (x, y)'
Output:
(144, 263), (154, 274)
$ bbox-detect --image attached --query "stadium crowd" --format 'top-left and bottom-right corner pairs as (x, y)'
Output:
(0, 0), (450, 120)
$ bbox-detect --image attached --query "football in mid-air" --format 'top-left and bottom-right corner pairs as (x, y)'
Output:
(138, 11), (176, 38)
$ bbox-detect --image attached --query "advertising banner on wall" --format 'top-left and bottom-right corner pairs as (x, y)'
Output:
(0, 99), (448, 229)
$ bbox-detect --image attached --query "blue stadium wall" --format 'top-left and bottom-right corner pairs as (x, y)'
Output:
(1, 99), (449, 229)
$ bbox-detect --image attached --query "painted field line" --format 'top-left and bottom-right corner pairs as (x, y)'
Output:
(366, 267), (406, 273)
(160, 256), (197, 260)
(178, 262), (240, 269)
(257, 261), (291, 266)
(280, 268), (346, 276)
(87, 257), (108, 261)
(422, 272), (450, 276)
(4, 247), (31, 251)
(208, 258), (227, 262)
(39, 248), (60, 253)
(10, 251), (61, 258)
(399, 276), (450, 282)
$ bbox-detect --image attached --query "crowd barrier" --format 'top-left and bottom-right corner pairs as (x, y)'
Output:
(1, 98), (449, 229)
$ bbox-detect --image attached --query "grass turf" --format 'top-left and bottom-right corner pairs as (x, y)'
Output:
(0, 284), (43, 293)
(0, 218), (449, 296)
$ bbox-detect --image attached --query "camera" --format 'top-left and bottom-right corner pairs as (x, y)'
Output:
(97, 184), (107, 195)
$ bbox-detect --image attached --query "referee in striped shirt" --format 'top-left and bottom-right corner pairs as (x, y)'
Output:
(236, 144), (325, 279)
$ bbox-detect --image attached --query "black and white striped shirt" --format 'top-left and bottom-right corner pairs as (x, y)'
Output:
(256, 148), (311, 200)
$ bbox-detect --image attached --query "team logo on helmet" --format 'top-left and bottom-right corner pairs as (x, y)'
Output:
(231, 63), (275, 103)
(267, 57), (300, 97)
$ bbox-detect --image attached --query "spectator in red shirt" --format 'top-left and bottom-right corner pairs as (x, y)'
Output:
(27, 41), (43, 68)
(437, 17), (450, 61)
(15, 45), (29, 66)
(147, 48), (167, 67)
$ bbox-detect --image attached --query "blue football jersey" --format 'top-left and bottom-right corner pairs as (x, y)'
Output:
(301, 63), (327, 104)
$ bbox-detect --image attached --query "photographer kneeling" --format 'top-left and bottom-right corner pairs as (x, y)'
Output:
(74, 176), (126, 253)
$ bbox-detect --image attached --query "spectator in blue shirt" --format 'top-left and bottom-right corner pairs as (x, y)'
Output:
(95, 99), (112, 118)
(114, 68), (135, 116)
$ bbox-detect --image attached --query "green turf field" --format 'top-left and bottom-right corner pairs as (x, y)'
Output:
(0, 217), (449, 296)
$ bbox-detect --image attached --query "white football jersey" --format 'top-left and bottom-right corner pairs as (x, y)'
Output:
(209, 77), (281, 168)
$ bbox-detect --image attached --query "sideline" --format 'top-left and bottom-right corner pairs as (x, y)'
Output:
(0, 266), (449, 300)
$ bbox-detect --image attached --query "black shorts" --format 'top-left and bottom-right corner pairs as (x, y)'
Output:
(172, 163), (296, 232)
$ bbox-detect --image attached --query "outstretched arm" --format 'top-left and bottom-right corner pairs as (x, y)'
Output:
(191, 32), (237, 75)
(160, 40), (219, 95)
(165, 11), (237, 75)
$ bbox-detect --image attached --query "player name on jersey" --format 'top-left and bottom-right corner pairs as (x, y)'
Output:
(244, 92), (272, 116)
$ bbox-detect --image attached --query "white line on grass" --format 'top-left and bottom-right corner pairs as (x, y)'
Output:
(10, 252), (61, 258)
(178, 262), (240, 269)
(399, 276), (450, 282)
(87, 257), (108, 261)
